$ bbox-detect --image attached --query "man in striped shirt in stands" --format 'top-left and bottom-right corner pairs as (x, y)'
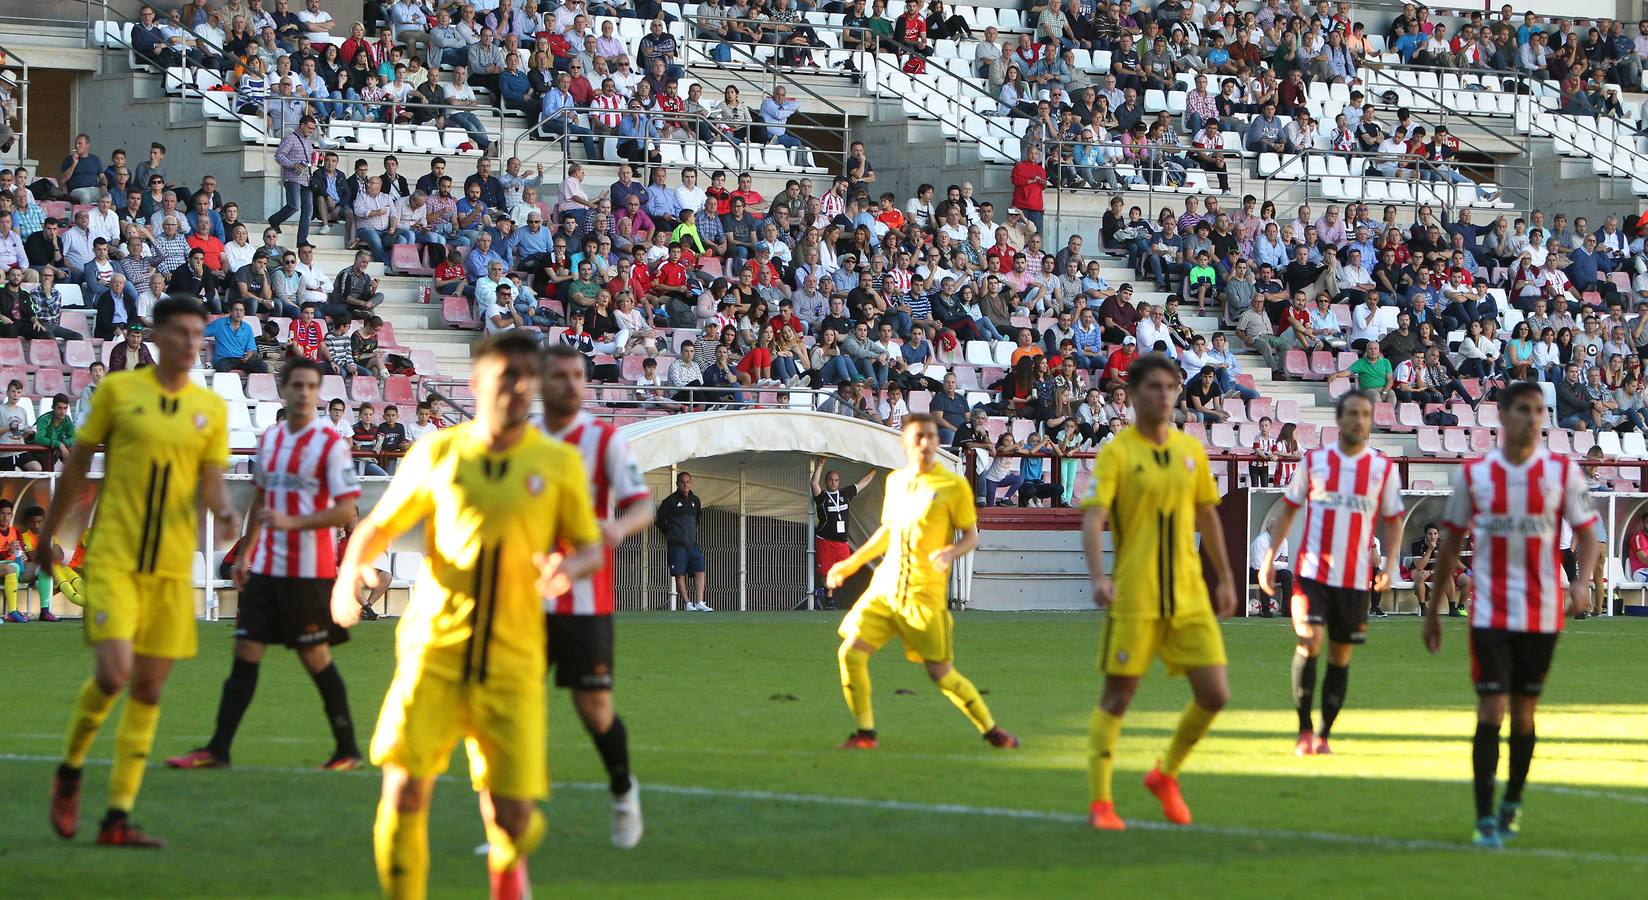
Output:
(539, 345), (654, 848)
(1426, 380), (1600, 849)
(167, 358), (365, 771)
(1258, 390), (1405, 757)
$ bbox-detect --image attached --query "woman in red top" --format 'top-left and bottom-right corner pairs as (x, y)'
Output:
(735, 324), (776, 385)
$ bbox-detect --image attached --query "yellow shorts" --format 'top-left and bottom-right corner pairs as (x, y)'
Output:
(839, 592), (952, 664)
(1098, 613), (1227, 678)
(82, 567), (197, 659)
(369, 665), (548, 800)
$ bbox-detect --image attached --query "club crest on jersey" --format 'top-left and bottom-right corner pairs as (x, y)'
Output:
(194, 413), (208, 430)
(1183, 455), (1195, 472)
(526, 473), (545, 496)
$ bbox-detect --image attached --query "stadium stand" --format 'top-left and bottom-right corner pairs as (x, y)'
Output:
(4, 0), (1648, 610)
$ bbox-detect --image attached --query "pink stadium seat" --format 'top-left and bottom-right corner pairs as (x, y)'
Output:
(1221, 398), (1248, 422)
(410, 349), (441, 376)
(1547, 429), (1572, 455)
(35, 367), (66, 397)
(1571, 430), (1596, 456)
(1469, 429), (1494, 454)
(69, 367), (93, 396)
(1417, 427), (1448, 456)
(1309, 351), (1337, 379)
(907, 391), (931, 413)
(64, 340), (97, 368)
(27, 340), (62, 366)
(319, 375), (348, 403)
(1237, 422), (1259, 446)
(1335, 352), (1358, 370)
(1328, 376), (1351, 399)
(0, 338), (24, 366)
(1247, 397), (1274, 421)
(442, 295), (478, 329)
(1319, 425), (1340, 447)
(1411, 478), (1436, 490)
(350, 377), (382, 404)
(62, 311), (91, 335)
(390, 243), (434, 276)
(246, 373), (279, 402)
(1182, 422), (1208, 442)
(1448, 402), (1476, 428)
(1209, 423), (1237, 448)
(1275, 399), (1300, 422)
(1396, 402), (1424, 431)
(1373, 402), (1398, 430)
(1476, 402), (1500, 428)
(1235, 374), (1258, 393)
(1442, 429), (1470, 455)
(1284, 350), (1311, 379)
(1295, 423), (1319, 447)
(384, 375), (416, 406)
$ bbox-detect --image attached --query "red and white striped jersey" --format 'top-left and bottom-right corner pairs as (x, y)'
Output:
(1282, 445), (1405, 589)
(249, 417), (361, 579)
(546, 412), (650, 616)
(1442, 450), (1597, 634)
(590, 92), (624, 128)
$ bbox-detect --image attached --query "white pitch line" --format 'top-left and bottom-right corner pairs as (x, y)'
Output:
(3, 753), (1646, 866)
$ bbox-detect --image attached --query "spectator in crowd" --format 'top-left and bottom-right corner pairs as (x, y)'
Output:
(205, 299), (269, 373)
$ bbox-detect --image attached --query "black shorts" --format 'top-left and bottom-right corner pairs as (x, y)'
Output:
(1470, 628), (1559, 696)
(234, 574), (350, 648)
(1290, 577), (1369, 644)
(546, 614), (614, 690)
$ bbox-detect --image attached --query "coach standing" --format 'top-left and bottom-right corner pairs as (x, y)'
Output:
(271, 115), (317, 246)
(811, 457), (875, 610)
(658, 472), (708, 611)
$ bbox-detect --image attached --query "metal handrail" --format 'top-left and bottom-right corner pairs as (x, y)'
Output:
(507, 102), (845, 184)
(1253, 144), (1528, 218)
(419, 377), (857, 419)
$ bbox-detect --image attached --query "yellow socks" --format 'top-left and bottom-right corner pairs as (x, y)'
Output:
(1088, 709), (1122, 803)
(108, 698), (160, 812)
(837, 644), (874, 731)
(55, 566), (83, 606)
(485, 807), (546, 873)
(3, 569), (16, 613)
(374, 802), (429, 900)
(63, 678), (118, 768)
(935, 668), (995, 734)
(1162, 702), (1219, 777)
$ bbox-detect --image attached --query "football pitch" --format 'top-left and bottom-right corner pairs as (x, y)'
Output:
(2, 612), (1645, 898)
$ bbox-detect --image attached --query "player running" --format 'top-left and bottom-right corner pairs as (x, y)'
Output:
(332, 332), (603, 900)
(539, 344), (654, 849)
(826, 413), (1020, 751)
(44, 297), (236, 848)
(811, 457), (875, 611)
(167, 358), (364, 772)
(1081, 354), (1237, 831)
(1425, 380), (1598, 849)
(1258, 390), (1405, 756)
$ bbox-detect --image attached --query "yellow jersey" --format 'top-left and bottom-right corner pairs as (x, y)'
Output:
(868, 462), (977, 611)
(1083, 426), (1219, 621)
(368, 421), (601, 687)
(79, 368), (229, 578)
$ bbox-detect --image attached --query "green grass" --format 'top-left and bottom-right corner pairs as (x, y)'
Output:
(2, 612), (1646, 898)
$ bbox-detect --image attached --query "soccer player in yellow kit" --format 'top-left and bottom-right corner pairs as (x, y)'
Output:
(1080, 354), (1237, 831)
(332, 333), (604, 900)
(827, 413), (1019, 750)
(44, 298), (236, 848)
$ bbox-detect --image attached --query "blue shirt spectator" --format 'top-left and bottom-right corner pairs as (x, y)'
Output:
(205, 313), (257, 363)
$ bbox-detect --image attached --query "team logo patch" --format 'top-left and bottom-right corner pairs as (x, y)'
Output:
(194, 413), (208, 430)
(526, 473), (545, 496)
(1183, 455), (1196, 472)
(95, 611), (107, 625)
(1116, 649), (1130, 664)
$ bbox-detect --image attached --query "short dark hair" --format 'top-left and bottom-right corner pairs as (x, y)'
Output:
(152, 296), (209, 327)
(0, 498), (13, 511)
(278, 356), (327, 388)
(542, 344), (582, 366)
(1500, 379), (1545, 408)
(474, 330), (543, 364)
(21, 504), (43, 520)
(1126, 353), (1182, 386)
(1335, 389), (1375, 417)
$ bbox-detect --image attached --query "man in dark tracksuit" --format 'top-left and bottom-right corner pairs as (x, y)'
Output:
(657, 472), (707, 611)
